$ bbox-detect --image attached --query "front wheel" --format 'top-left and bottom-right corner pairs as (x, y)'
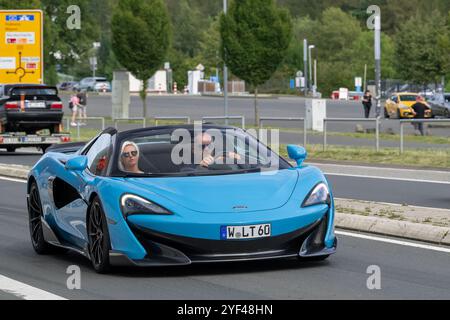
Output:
(87, 197), (111, 274)
(384, 108), (390, 119)
(28, 182), (52, 254)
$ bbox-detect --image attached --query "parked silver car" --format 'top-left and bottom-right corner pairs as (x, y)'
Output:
(76, 77), (111, 92)
(428, 93), (450, 118)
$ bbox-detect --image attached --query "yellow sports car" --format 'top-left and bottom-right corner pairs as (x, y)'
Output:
(384, 93), (432, 119)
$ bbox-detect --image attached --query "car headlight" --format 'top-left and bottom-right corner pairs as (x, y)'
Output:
(302, 183), (331, 208)
(120, 194), (172, 217)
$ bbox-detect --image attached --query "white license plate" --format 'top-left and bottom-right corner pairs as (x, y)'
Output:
(27, 102), (46, 108)
(24, 137), (43, 143)
(220, 224), (271, 240)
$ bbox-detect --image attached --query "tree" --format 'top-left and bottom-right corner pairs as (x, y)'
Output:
(112, 0), (171, 118)
(395, 11), (450, 86)
(171, 0), (202, 58)
(313, 8), (362, 95)
(220, 0), (292, 125)
(42, 0), (100, 84)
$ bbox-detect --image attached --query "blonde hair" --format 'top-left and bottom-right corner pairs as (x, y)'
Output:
(118, 141), (140, 171)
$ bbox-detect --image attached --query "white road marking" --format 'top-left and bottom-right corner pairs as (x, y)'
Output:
(0, 176), (26, 183)
(0, 275), (67, 300)
(336, 230), (450, 254)
(326, 172), (450, 185)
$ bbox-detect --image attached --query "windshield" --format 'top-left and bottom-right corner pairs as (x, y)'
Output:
(7, 86), (57, 96)
(399, 95), (419, 102)
(114, 128), (290, 177)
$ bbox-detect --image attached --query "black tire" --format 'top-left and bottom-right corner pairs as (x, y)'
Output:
(298, 255), (330, 262)
(87, 197), (111, 274)
(6, 147), (16, 153)
(397, 109), (402, 119)
(384, 108), (390, 119)
(28, 182), (52, 254)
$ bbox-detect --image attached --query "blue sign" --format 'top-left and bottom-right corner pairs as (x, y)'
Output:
(290, 79), (295, 89)
(6, 15), (35, 22)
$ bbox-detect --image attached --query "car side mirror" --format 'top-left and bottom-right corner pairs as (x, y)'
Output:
(65, 155), (88, 171)
(287, 145), (307, 167)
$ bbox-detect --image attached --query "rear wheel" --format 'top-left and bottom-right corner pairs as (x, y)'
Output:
(28, 182), (51, 254)
(397, 109), (402, 119)
(384, 108), (390, 119)
(87, 197), (111, 274)
(6, 147), (16, 153)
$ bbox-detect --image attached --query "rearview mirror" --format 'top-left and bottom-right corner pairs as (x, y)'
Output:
(65, 155), (88, 172)
(287, 145), (307, 167)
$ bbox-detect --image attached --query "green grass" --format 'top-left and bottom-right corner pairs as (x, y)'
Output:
(278, 144), (450, 169)
(247, 124), (450, 145)
(321, 131), (450, 145)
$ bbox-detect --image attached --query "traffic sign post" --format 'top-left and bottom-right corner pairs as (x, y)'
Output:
(0, 10), (44, 84)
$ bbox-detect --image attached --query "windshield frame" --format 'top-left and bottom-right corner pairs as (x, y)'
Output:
(110, 126), (292, 178)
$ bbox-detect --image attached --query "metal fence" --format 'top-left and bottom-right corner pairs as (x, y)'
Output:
(323, 118), (380, 152)
(114, 117), (146, 129)
(154, 116), (191, 126)
(259, 117), (307, 147)
(202, 116), (246, 129)
(64, 117), (106, 139)
(400, 119), (450, 154)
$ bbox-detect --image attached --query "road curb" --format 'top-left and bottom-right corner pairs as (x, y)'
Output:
(335, 212), (450, 246)
(0, 164), (29, 180)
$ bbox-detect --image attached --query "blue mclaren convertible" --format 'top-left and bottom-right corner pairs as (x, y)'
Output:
(27, 125), (337, 273)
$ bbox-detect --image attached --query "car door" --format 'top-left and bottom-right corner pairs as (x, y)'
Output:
(54, 133), (113, 249)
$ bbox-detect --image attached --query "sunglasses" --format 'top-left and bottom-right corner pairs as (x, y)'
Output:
(121, 151), (138, 158)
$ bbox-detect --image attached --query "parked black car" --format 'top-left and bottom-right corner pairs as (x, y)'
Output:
(428, 93), (450, 118)
(0, 84), (64, 134)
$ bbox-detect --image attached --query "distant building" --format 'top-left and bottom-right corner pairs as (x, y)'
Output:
(129, 71), (167, 93)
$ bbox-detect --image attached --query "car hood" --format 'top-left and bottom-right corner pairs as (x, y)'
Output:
(125, 169), (299, 213)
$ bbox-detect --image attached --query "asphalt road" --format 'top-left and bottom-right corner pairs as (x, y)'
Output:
(0, 178), (449, 300)
(59, 94), (450, 137)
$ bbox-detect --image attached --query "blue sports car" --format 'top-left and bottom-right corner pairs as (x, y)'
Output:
(27, 125), (337, 273)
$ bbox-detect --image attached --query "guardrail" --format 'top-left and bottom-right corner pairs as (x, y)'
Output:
(202, 116), (246, 129)
(259, 117), (307, 147)
(324, 118), (380, 152)
(114, 117), (146, 129)
(400, 119), (450, 154)
(154, 116), (191, 126)
(64, 117), (106, 139)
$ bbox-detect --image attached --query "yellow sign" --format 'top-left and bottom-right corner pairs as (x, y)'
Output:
(0, 10), (43, 84)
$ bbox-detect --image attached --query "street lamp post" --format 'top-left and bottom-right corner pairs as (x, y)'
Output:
(90, 42), (101, 79)
(374, 15), (381, 118)
(223, 0), (229, 124)
(303, 39), (308, 96)
(308, 45), (315, 92)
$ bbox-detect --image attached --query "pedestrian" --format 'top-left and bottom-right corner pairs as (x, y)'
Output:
(69, 91), (81, 127)
(362, 90), (372, 119)
(411, 96), (430, 136)
(77, 89), (88, 125)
